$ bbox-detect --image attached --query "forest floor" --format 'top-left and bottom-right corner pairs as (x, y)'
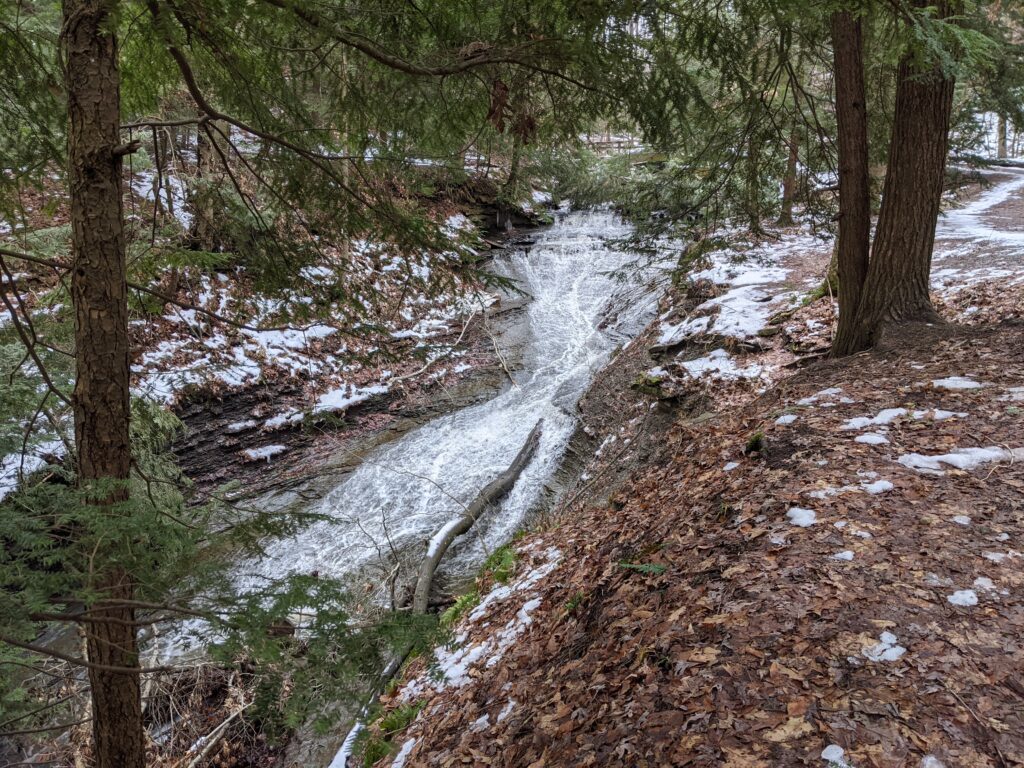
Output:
(363, 167), (1024, 768)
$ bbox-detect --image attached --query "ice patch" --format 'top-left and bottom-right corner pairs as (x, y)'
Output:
(680, 349), (762, 380)
(863, 631), (906, 662)
(947, 589), (978, 607)
(241, 445), (287, 462)
(932, 377), (984, 390)
(898, 446), (1024, 474)
(822, 744), (853, 767)
(786, 507), (817, 527)
(391, 738), (417, 768)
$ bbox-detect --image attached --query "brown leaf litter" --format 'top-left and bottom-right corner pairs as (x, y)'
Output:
(376, 320), (1024, 768)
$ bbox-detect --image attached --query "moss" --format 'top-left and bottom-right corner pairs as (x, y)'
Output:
(744, 430), (766, 455)
(440, 590), (480, 627)
(379, 701), (425, 735)
(481, 544), (517, 584)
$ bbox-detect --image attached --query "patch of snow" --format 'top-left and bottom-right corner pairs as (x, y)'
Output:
(264, 410), (304, 430)
(855, 432), (889, 445)
(861, 480), (894, 495)
(645, 366), (668, 380)
(832, 550), (855, 561)
(497, 700), (516, 722)
(775, 413), (798, 426)
(999, 387), (1024, 402)
(952, 515), (971, 526)
(898, 446), (1024, 474)
(468, 548), (561, 622)
(840, 408), (909, 430)
(798, 387), (843, 406)
(390, 738), (417, 768)
(225, 419), (258, 434)
(326, 722), (364, 768)
(947, 589), (978, 607)
(241, 445), (287, 462)
(822, 744), (853, 767)
(973, 577), (995, 591)
(786, 507), (817, 527)
(680, 348), (762, 380)
(723, 461), (740, 472)
(863, 631), (906, 662)
(983, 551), (1011, 563)
(920, 757), (946, 768)
(932, 376), (984, 390)
(313, 383), (389, 414)
(469, 714), (490, 733)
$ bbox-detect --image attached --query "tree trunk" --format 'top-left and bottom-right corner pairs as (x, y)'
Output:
(190, 120), (230, 251)
(844, 9), (956, 351)
(997, 114), (1008, 159)
(829, 10), (872, 357)
(777, 124), (800, 227)
(63, 1), (144, 767)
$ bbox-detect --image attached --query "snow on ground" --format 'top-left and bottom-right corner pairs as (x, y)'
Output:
(0, 438), (64, 502)
(898, 446), (1024, 474)
(680, 348), (763, 380)
(862, 631), (906, 662)
(130, 213), (485, 411)
(656, 232), (815, 350)
(401, 546), (561, 698)
(240, 444), (288, 462)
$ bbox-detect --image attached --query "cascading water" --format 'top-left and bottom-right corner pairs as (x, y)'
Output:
(237, 210), (661, 594)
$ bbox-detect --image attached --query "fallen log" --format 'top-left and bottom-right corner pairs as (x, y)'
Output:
(411, 420), (543, 615)
(330, 420), (543, 766)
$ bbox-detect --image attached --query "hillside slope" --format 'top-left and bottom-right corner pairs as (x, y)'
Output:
(363, 171), (1024, 768)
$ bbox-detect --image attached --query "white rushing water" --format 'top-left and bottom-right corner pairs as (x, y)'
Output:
(236, 210), (661, 594)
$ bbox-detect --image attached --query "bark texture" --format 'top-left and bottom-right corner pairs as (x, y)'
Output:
(777, 125), (800, 227)
(829, 10), (872, 358)
(997, 114), (1008, 159)
(63, 1), (143, 766)
(846, 20), (956, 351)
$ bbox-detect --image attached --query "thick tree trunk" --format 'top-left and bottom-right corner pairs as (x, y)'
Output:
(63, 1), (144, 767)
(776, 124), (800, 227)
(829, 11), (872, 357)
(844, 15), (956, 351)
(997, 114), (1008, 159)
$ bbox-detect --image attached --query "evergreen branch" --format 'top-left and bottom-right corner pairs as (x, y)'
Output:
(146, 0), (379, 212)
(257, 0), (556, 77)
(0, 634), (176, 675)
(0, 257), (72, 407)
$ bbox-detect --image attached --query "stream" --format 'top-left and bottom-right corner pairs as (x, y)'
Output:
(231, 210), (662, 601)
